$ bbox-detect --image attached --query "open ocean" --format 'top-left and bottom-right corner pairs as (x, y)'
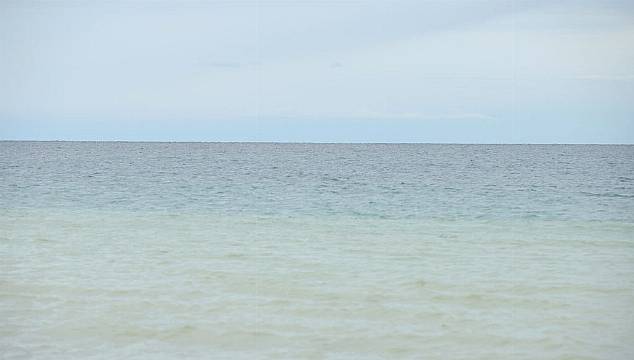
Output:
(1, 141), (633, 359)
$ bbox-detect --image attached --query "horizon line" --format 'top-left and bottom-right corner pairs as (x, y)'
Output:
(1, 139), (633, 146)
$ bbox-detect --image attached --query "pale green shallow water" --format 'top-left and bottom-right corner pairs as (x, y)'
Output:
(1, 142), (633, 359)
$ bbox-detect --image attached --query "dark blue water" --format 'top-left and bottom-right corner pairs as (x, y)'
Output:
(1, 142), (633, 221)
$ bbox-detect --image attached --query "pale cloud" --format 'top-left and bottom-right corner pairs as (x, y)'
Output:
(573, 75), (634, 81)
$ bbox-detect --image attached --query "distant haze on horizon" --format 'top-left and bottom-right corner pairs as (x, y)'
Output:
(1, 0), (633, 143)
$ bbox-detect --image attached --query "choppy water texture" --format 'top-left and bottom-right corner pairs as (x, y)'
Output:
(1, 142), (633, 359)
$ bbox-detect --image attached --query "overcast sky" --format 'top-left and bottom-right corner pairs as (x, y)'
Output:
(1, 0), (633, 142)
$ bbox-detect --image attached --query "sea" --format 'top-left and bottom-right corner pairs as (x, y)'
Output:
(1, 141), (633, 359)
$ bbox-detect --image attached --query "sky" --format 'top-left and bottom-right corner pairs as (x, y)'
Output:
(1, 0), (633, 143)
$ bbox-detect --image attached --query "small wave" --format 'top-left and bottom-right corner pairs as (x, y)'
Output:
(580, 191), (634, 199)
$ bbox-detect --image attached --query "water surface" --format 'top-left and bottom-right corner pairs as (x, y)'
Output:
(1, 142), (633, 359)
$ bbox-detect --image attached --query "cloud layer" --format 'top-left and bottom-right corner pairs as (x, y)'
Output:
(1, 0), (633, 142)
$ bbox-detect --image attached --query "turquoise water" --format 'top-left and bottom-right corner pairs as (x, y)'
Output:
(1, 142), (633, 359)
